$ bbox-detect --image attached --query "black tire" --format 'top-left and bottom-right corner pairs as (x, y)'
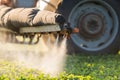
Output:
(58, 0), (120, 54)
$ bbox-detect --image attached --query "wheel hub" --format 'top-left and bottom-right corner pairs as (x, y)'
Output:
(79, 13), (104, 39)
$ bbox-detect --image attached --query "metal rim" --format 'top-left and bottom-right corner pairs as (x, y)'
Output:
(68, 0), (119, 51)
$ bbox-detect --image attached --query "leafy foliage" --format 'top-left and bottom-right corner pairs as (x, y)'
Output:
(0, 53), (120, 80)
(65, 53), (120, 80)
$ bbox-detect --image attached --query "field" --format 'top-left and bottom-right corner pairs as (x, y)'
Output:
(65, 53), (120, 80)
(0, 52), (120, 80)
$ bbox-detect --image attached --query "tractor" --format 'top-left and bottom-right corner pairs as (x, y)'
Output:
(0, 0), (120, 54)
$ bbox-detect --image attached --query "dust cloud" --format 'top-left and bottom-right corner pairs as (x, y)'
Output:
(0, 33), (67, 76)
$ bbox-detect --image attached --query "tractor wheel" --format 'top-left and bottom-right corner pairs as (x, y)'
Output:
(58, 0), (120, 54)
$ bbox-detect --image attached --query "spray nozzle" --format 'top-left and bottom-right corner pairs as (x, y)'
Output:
(59, 23), (79, 38)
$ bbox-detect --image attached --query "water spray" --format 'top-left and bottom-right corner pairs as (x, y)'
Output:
(0, 23), (79, 76)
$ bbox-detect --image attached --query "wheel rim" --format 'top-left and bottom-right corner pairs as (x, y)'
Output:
(68, 0), (119, 52)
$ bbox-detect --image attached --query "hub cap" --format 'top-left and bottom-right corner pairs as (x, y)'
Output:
(79, 13), (104, 39)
